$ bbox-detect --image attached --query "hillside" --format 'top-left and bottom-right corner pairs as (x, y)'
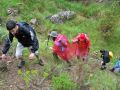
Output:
(0, 0), (120, 90)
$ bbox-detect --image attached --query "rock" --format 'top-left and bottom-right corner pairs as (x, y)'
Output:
(96, 0), (113, 4)
(59, 11), (75, 20)
(68, 0), (112, 4)
(49, 11), (76, 23)
(7, 7), (19, 16)
(96, 0), (104, 3)
(17, 83), (25, 90)
(68, 0), (91, 5)
(10, 85), (13, 88)
(50, 14), (63, 23)
(30, 18), (39, 26)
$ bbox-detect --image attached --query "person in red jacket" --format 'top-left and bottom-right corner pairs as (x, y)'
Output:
(72, 33), (90, 61)
(48, 31), (72, 66)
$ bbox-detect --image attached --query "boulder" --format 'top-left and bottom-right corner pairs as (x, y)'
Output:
(49, 11), (76, 23)
(30, 18), (39, 26)
(7, 7), (19, 16)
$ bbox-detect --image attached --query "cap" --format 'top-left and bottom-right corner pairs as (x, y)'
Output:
(49, 31), (57, 37)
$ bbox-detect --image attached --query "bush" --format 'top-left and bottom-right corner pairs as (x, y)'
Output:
(18, 69), (38, 85)
(52, 73), (76, 90)
(84, 3), (104, 17)
(87, 70), (117, 90)
(98, 10), (116, 40)
(0, 27), (7, 44)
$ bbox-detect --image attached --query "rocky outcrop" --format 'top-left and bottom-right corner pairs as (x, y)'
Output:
(7, 7), (20, 16)
(29, 18), (40, 27)
(48, 11), (76, 24)
(68, 0), (112, 4)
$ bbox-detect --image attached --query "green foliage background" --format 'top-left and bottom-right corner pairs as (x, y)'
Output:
(0, 0), (120, 89)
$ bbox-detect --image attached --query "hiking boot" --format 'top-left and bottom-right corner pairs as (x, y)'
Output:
(77, 56), (80, 59)
(110, 68), (114, 72)
(68, 63), (72, 67)
(82, 58), (85, 61)
(38, 59), (44, 66)
(17, 61), (25, 69)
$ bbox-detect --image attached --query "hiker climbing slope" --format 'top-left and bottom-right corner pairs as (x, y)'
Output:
(48, 31), (72, 66)
(72, 33), (90, 61)
(110, 58), (120, 73)
(1, 20), (44, 68)
(100, 50), (113, 70)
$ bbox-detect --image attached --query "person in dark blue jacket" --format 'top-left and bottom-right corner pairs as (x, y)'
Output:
(1, 20), (44, 68)
(100, 50), (110, 70)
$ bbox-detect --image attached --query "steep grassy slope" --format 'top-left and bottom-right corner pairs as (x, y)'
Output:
(0, 0), (120, 90)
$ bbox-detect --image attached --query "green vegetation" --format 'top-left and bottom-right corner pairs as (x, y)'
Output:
(0, 27), (7, 44)
(18, 69), (38, 85)
(0, 0), (120, 89)
(52, 73), (76, 90)
(87, 70), (117, 90)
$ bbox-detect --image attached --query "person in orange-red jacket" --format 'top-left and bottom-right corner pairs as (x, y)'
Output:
(48, 31), (72, 66)
(72, 33), (90, 61)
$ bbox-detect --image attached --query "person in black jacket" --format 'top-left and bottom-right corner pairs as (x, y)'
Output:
(1, 20), (44, 68)
(100, 50), (110, 70)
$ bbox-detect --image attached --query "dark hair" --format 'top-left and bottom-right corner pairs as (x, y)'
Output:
(6, 20), (16, 31)
(100, 50), (105, 53)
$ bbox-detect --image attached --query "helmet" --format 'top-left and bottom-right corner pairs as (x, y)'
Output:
(49, 31), (57, 37)
(109, 51), (113, 59)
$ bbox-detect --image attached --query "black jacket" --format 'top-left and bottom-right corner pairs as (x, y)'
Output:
(101, 50), (110, 63)
(2, 22), (39, 54)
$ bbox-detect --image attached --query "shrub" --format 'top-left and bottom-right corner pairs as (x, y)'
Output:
(52, 73), (76, 90)
(98, 10), (116, 40)
(18, 69), (38, 85)
(0, 27), (7, 44)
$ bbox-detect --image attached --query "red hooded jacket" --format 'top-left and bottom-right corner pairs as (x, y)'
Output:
(52, 34), (72, 61)
(72, 33), (90, 59)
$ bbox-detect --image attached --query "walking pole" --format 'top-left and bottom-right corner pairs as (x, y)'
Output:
(45, 33), (50, 50)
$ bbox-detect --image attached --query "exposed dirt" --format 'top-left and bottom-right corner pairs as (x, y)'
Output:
(0, 56), (23, 90)
(0, 50), (114, 90)
(68, 57), (100, 90)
